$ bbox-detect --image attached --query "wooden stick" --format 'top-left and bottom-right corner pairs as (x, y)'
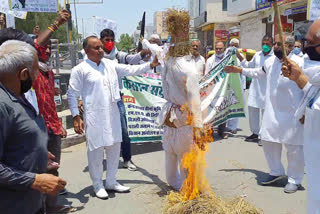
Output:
(272, 0), (287, 59)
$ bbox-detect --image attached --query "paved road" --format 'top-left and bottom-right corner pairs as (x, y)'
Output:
(58, 117), (307, 214)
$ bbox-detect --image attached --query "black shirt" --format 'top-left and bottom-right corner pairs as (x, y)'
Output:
(0, 83), (48, 214)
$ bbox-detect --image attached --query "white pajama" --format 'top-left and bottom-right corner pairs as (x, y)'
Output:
(262, 141), (304, 184)
(248, 106), (264, 135)
(87, 143), (121, 189)
(226, 118), (239, 131)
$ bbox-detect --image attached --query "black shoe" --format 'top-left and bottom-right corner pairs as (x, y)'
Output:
(261, 175), (286, 185)
(245, 134), (259, 142)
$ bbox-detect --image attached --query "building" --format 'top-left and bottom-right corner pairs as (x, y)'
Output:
(153, 11), (169, 41)
(190, 0), (240, 54)
(227, 0), (311, 51)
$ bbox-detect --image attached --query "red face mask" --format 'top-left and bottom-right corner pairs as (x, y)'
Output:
(104, 41), (115, 52)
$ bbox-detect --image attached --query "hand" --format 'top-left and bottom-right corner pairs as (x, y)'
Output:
(73, 115), (84, 135)
(282, 57), (309, 89)
(61, 127), (67, 138)
(236, 50), (244, 62)
(139, 36), (144, 43)
(54, 88), (61, 96)
(150, 56), (160, 69)
(224, 65), (243, 73)
(47, 152), (60, 171)
(299, 115), (305, 124)
(31, 174), (66, 196)
(78, 100), (84, 115)
(54, 10), (70, 27)
(140, 49), (151, 59)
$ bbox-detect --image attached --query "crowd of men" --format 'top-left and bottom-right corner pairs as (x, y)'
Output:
(0, 9), (320, 214)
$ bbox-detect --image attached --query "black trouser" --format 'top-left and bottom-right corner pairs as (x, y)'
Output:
(46, 130), (62, 207)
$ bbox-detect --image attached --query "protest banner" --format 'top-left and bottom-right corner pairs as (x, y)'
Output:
(9, 0), (58, 13)
(94, 16), (117, 36)
(121, 73), (166, 142)
(200, 49), (246, 126)
(0, 0), (27, 19)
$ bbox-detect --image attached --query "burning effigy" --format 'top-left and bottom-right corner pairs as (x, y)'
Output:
(162, 9), (262, 214)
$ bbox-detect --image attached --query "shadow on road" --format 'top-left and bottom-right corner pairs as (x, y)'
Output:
(131, 141), (163, 156)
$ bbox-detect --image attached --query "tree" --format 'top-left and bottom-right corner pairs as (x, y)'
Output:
(116, 33), (134, 52)
(15, 12), (80, 44)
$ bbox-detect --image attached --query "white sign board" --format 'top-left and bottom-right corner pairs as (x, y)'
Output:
(0, 0), (27, 19)
(10, 0), (58, 13)
(94, 16), (117, 37)
(227, 0), (256, 16)
(308, 0), (320, 20)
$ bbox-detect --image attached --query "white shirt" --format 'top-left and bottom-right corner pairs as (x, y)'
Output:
(192, 55), (205, 79)
(67, 58), (152, 151)
(205, 54), (225, 75)
(241, 50), (274, 109)
(242, 53), (304, 145)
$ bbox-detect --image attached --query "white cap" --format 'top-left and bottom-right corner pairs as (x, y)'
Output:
(230, 38), (240, 45)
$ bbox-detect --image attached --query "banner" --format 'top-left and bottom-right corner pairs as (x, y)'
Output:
(256, 0), (298, 11)
(121, 73), (166, 142)
(9, 0), (58, 12)
(0, 0), (27, 19)
(307, 0), (320, 20)
(94, 16), (117, 37)
(200, 50), (245, 126)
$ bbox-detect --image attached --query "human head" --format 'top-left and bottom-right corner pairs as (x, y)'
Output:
(191, 40), (201, 57)
(149, 34), (161, 45)
(285, 34), (295, 54)
(33, 25), (40, 36)
(273, 33), (290, 60)
(295, 40), (302, 48)
(100, 28), (115, 54)
(83, 36), (104, 64)
(215, 41), (225, 56)
(261, 34), (273, 54)
(229, 38), (239, 48)
(0, 28), (34, 47)
(0, 40), (39, 95)
(304, 20), (320, 61)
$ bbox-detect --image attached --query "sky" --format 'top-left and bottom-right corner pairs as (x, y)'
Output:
(67, 0), (187, 39)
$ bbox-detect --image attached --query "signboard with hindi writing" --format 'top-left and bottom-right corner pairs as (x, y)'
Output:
(9, 0), (58, 12)
(121, 74), (165, 142)
(307, 0), (320, 20)
(256, 0), (298, 11)
(0, 0), (27, 19)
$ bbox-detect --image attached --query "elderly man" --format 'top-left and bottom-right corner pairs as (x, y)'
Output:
(282, 20), (320, 213)
(237, 35), (274, 142)
(191, 39), (205, 79)
(68, 36), (159, 199)
(0, 40), (66, 214)
(225, 34), (305, 193)
(205, 41), (228, 139)
(292, 40), (304, 57)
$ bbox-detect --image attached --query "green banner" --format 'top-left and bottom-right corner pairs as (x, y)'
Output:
(200, 50), (246, 126)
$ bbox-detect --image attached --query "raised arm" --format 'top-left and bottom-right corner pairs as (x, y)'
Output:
(225, 65), (266, 79)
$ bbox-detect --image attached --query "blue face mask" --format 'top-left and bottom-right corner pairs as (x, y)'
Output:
(292, 47), (301, 55)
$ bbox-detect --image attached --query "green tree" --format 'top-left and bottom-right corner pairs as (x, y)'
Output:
(15, 12), (80, 44)
(116, 33), (134, 52)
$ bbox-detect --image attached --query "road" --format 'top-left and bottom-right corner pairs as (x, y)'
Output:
(58, 117), (307, 214)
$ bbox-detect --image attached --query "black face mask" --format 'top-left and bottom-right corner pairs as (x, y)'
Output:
(304, 44), (320, 61)
(274, 49), (283, 60)
(20, 71), (33, 94)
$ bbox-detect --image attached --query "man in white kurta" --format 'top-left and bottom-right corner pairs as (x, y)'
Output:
(67, 36), (158, 199)
(191, 40), (205, 79)
(226, 36), (305, 193)
(282, 20), (320, 213)
(238, 35), (274, 142)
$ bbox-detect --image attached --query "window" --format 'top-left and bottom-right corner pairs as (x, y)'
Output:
(222, 0), (228, 11)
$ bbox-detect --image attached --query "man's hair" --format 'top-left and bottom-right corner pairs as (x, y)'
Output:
(215, 41), (225, 47)
(191, 39), (201, 44)
(230, 38), (239, 45)
(0, 40), (36, 74)
(0, 28), (34, 47)
(262, 34), (273, 44)
(83, 36), (98, 49)
(285, 35), (295, 45)
(100, 28), (115, 40)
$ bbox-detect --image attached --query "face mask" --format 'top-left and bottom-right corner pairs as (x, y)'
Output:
(274, 49), (283, 60)
(104, 41), (115, 52)
(262, 45), (271, 53)
(292, 47), (301, 55)
(304, 44), (320, 61)
(20, 71), (33, 94)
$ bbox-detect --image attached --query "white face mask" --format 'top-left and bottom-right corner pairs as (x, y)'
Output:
(304, 59), (320, 86)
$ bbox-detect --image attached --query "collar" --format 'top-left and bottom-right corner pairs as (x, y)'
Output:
(0, 82), (19, 102)
(85, 58), (103, 68)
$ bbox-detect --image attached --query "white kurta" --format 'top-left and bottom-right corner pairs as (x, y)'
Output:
(192, 55), (205, 79)
(242, 53), (304, 145)
(241, 50), (273, 109)
(205, 54), (224, 75)
(68, 58), (152, 151)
